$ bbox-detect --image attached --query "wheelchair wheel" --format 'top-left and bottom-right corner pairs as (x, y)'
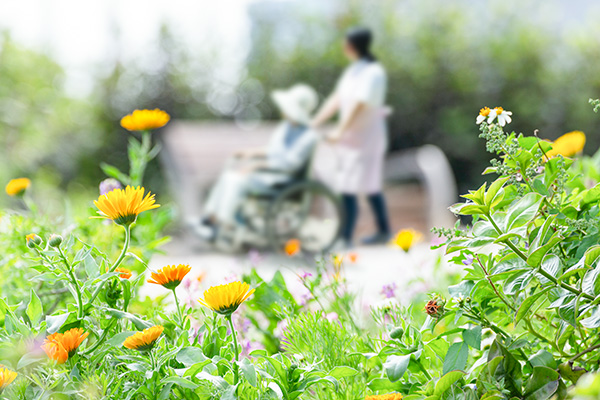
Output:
(266, 180), (343, 254)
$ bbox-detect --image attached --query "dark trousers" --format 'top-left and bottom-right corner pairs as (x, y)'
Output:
(341, 192), (390, 242)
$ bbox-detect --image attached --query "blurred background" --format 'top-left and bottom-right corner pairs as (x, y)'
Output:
(2, 0), (600, 220)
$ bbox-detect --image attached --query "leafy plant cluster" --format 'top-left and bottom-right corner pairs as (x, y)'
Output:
(3, 103), (600, 400)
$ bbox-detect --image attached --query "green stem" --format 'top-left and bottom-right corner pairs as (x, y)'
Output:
(415, 359), (432, 380)
(524, 317), (568, 357)
(57, 247), (84, 320)
(87, 225), (131, 306)
(132, 131), (151, 187)
(172, 289), (183, 329)
(227, 315), (240, 385)
(485, 213), (594, 301)
(82, 318), (117, 355)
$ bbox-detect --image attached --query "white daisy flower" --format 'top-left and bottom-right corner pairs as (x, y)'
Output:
(489, 107), (512, 127)
(476, 107), (491, 124)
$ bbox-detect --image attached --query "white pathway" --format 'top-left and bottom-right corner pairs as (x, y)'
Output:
(140, 238), (457, 313)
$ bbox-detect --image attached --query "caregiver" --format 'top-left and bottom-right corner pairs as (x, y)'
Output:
(311, 27), (391, 247)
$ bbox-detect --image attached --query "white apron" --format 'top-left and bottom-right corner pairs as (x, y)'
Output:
(333, 60), (388, 195)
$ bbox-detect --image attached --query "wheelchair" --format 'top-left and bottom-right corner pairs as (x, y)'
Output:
(212, 159), (344, 254)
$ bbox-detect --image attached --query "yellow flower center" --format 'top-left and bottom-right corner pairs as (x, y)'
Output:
(494, 106), (504, 114)
(479, 107), (491, 117)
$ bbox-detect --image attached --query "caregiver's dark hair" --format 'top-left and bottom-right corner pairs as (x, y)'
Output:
(345, 27), (375, 62)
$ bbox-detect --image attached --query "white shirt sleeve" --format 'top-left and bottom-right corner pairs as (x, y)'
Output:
(354, 65), (386, 107)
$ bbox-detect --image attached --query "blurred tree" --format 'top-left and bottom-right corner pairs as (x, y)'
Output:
(0, 33), (105, 203)
(245, 0), (600, 193)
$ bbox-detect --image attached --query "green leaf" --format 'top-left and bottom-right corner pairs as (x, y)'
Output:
(176, 347), (208, 367)
(527, 235), (562, 267)
(529, 350), (557, 369)
(582, 265), (600, 296)
(100, 163), (130, 185)
(102, 307), (152, 330)
(505, 193), (542, 231)
(557, 362), (586, 385)
(46, 313), (71, 334)
(434, 370), (465, 396)
(26, 289), (43, 326)
(584, 245), (600, 267)
(581, 307), (600, 329)
(384, 354), (411, 382)
(462, 182), (487, 205)
(485, 177), (509, 207)
(160, 376), (199, 390)
(515, 288), (551, 326)
(239, 358), (257, 387)
(107, 331), (136, 347)
(462, 326), (482, 350)
(523, 366), (559, 400)
(443, 342), (468, 375)
(328, 366), (358, 379)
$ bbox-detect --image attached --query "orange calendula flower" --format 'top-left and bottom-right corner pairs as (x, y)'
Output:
(5, 177), (31, 196)
(366, 394), (403, 400)
(42, 328), (89, 364)
(147, 264), (191, 290)
(545, 131), (586, 159)
(123, 325), (164, 351)
(284, 239), (301, 256)
(94, 186), (160, 226)
(116, 267), (132, 279)
(120, 109), (170, 132)
(392, 229), (423, 252)
(198, 281), (255, 316)
(0, 367), (17, 393)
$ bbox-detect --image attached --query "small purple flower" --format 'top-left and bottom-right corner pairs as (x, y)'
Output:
(381, 283), (397, 299)
(298, 271), (312, 281)
(462, 254), (474, 266)
(99, 178), (122, 195)
(536, 166), (545, 174)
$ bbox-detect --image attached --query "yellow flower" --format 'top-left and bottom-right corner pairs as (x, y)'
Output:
(147, 264), (191, 290)
(0, 367), (17, 393)
(5, 177), (31, 196)
(198, 281), (255, 316)
(42, 328), (89, 364)
(392, 229), (423, 252)
(115, 267), (132, 279)
(120, 109), (170, 132)
(94, 186), (160, 226)
(545, 131), (586, 159)
(366, 394), (403, 400)
(332, 254), (344, 281)
(285, 239), (301, 256)
(123, 325), (164, 351)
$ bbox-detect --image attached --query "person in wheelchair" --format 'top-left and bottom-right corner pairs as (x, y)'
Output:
(197, 84), (319, 240)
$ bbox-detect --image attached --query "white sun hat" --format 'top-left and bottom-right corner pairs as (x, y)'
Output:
(271, 84), (319, 125)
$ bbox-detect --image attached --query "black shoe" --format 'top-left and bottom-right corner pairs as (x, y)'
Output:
(361, 232), (391, 245)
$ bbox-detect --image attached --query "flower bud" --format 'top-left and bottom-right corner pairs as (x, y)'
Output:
(425, 295), (445, 318)
(26, 233), (42, 248)
(48, 234), (63, 247)
(390, 327), (404, 339)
